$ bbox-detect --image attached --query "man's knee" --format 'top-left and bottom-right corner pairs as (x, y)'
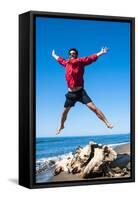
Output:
(87, 103), (97, 112)
(63, 107), (70, 114)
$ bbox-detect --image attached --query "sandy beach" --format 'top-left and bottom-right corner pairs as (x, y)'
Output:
(114, 143), (130, 154)
(48, 143), (130, 182)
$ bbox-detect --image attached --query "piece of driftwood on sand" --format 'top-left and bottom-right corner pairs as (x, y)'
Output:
(54, 142), (130, 179)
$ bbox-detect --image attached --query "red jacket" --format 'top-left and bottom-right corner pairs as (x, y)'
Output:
(57, 54), (98, 89)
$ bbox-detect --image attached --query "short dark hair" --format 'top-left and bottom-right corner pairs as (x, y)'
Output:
(69, 48), (78, 56)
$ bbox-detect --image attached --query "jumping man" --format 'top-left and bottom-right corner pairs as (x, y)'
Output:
(52, 47), (113, 134)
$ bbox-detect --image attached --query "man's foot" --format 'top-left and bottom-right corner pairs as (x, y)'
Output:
(56, 125), (64, 135)
(107, 123), (113, 129)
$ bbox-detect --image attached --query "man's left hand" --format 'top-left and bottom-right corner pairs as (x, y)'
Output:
(100, 47), (109, 55)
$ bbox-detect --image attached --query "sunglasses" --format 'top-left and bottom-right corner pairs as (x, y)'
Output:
(69, 52), (77, 55)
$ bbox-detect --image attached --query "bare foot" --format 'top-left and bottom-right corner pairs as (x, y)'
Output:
(56, 125), (64, 135)
(107, 123), (113, 129)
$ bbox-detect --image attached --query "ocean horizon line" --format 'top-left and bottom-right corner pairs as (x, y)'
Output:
(36, 132), (130, 139)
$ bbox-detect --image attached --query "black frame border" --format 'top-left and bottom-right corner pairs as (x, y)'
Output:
(19, 11), (135, 189)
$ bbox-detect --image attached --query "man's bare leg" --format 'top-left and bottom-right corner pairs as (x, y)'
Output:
(87, 102), (113, 129)
(56, 107), (71, 135)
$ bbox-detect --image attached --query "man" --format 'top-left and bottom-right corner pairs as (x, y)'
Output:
(52, 47), (113, 134)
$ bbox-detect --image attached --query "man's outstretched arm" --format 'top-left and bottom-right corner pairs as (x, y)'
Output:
(79, 47), (109, 66)
(52, 49), (66, 67)
(96, 47), (109, 57)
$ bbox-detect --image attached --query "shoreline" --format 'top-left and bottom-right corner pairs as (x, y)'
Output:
(36, 142), (130, 183)
(50, 143), (130, 182)
(113, 143), (130, 154)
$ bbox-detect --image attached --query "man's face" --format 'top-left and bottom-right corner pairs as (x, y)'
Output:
(69, 50), (78, 59)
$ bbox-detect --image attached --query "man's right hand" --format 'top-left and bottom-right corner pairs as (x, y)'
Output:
(52, 49), (56, 57)
(52, 49), (59, 60)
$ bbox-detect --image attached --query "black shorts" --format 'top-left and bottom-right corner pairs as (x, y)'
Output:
(64, 88), (92, 108)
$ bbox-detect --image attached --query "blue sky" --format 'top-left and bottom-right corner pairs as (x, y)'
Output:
(36, 17), (130, 137)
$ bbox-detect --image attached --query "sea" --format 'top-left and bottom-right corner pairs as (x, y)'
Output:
(36, 133), (130, 183)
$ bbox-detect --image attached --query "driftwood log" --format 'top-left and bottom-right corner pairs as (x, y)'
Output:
(54, 142), (130, 178)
